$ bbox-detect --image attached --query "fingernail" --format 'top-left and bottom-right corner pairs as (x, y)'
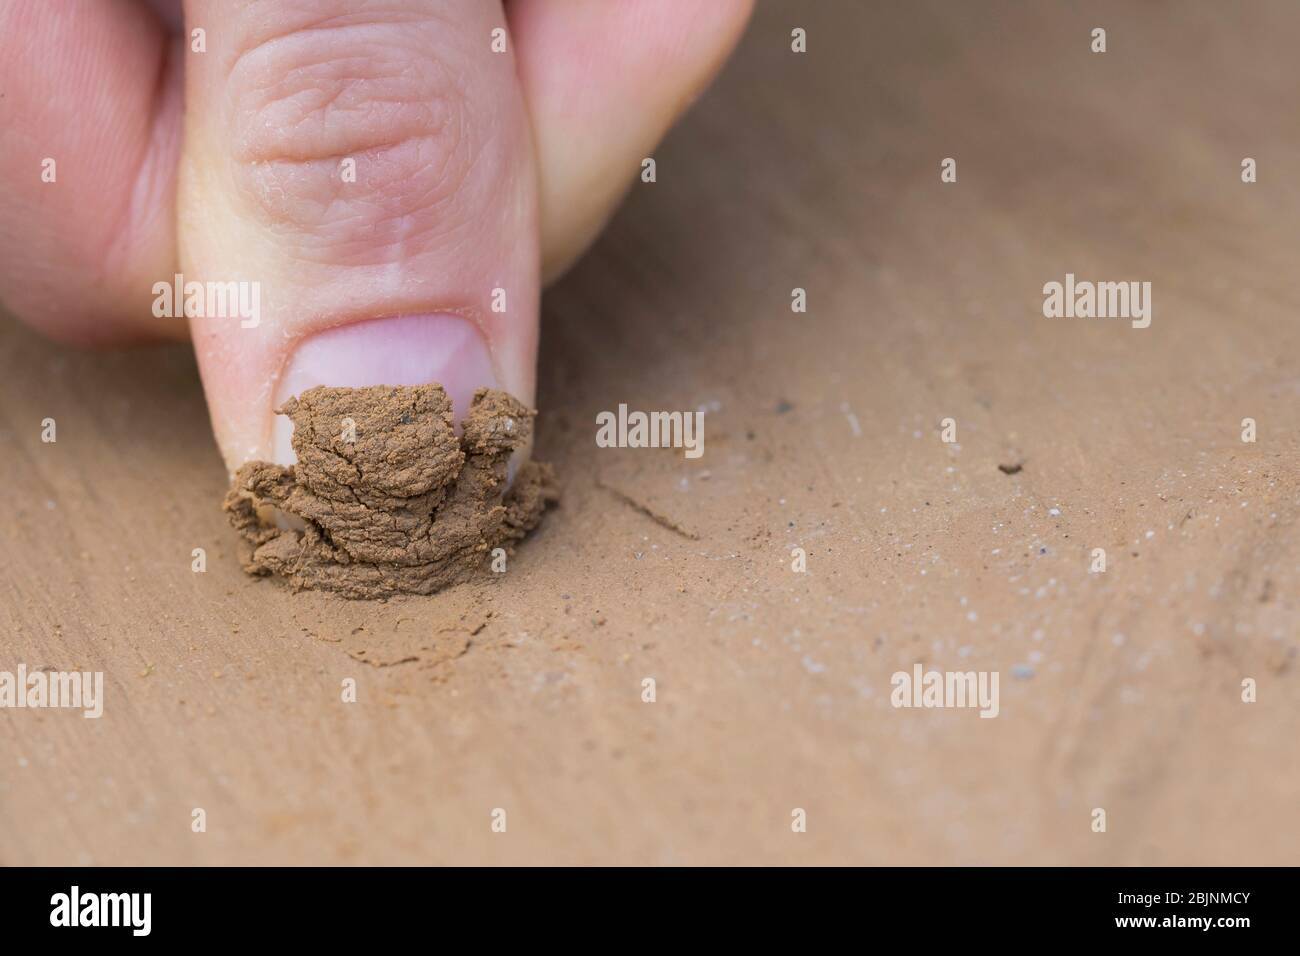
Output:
(271, 314), (496, 465)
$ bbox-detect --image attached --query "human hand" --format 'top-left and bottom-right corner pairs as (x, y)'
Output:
(0, 0), (753, 469)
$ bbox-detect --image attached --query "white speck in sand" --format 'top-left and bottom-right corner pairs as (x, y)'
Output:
(1145, 530), (1155, 539)
(801, 656), (827, 675)
(1011, 664), (1035, 679)
(841, 403), (863, 437)
(1112, 633), (1126, 646)
(1048, 507), (1061, 516)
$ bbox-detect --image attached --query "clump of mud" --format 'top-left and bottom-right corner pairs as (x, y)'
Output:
(224, 384), (556, 599)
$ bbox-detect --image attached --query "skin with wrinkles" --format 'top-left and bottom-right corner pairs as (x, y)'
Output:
(224, 384), (556, 598)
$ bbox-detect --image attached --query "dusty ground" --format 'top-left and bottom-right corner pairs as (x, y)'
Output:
(2, 1), (1297, 865)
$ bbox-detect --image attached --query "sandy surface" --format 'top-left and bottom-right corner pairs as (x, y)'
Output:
(2, 0), (1297, 865)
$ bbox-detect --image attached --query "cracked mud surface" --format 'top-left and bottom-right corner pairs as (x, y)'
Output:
(224, 384), (557, 598)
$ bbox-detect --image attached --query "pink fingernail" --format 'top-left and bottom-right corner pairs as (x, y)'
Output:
(271, 314), (496, 465)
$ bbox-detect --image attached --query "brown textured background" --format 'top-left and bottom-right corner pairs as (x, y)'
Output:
(2, 0), (1297, 865)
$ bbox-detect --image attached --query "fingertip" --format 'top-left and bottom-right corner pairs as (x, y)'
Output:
(511, 0), (756, 280)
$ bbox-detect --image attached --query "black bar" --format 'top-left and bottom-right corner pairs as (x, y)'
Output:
(0, 867), (1286, 942)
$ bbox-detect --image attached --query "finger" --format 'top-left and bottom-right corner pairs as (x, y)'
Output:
(177, 0), (539, 472)
(507, 0), (754, 281)
(0, 0), (184, 344)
